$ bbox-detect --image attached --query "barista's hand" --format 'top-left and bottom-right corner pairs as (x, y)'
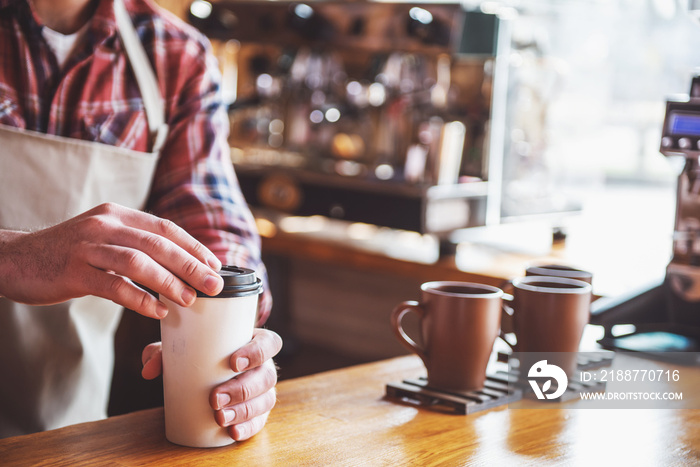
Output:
(0, 203), (223, 318)
(141, 328), (283, 441)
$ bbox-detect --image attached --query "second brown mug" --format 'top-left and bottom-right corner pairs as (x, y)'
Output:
(502, 275), (592, 376)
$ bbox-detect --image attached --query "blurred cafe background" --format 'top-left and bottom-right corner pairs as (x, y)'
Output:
(109, 0), (700, 415)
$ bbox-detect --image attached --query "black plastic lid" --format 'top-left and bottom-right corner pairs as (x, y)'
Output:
(196, 266), (263, 298)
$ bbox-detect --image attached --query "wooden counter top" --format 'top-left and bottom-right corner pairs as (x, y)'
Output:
(2, 353), (698, 466)
(256, 184), (675, 299)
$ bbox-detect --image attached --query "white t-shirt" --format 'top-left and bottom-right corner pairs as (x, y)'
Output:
(42, 23), (88, 69)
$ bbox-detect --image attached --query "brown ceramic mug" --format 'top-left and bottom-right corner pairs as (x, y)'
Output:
(502, 276), (592, 376)
(525, 263), (593, 284)
(391, 282), (503, 392)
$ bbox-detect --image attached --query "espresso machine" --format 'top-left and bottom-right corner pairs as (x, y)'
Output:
(187, 0), (509, 254)
(591, 75), (700, 356)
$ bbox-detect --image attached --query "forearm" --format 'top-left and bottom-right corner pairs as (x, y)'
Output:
(145, 46), (272, 324)
(0, 229), (30, 298)
(0, 205), (224, 317)
(0, 228), (28, 245)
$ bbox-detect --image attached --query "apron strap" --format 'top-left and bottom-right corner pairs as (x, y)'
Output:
(113, 0), (169, 153)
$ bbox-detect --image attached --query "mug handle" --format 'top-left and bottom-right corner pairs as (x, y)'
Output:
(390, 301), (427, 364)
(500, 293), (517, 349)
(499, 278), (514, 293)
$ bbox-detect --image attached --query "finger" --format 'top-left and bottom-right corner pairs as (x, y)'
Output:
(103, 226), (224, 297)
(141, 342), (163, 380)
(211, 360), (277, 410)
(229, 329), (283, 373)
(141, 342), (162, 365)
(75, 204), (223, 297)
(215, 387), (276, 428)
(83, 269), (168, 318)
(98, 204), (222, 271)
(229, 411), (271, 442)
(80, 241), (202, 307)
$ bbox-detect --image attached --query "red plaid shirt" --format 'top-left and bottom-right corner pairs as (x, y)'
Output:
(0, 0), (271, 323)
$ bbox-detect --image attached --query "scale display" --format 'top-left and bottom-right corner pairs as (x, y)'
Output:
(668, 112), (700, 136)
(660, 98), (700, 156)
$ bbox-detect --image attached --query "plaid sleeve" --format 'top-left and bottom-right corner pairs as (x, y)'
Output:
(145, 35), (272, 325)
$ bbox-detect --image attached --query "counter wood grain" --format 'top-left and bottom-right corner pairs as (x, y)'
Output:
(2, 355), (699, 466)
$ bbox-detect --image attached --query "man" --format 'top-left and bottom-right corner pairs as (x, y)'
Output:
(0, 0), (282, 441)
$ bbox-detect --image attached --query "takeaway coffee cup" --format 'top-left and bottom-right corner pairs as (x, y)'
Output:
(160, 266), (262, 448)
(525, 263), (593, 284)
(391, 282), (502, 391)
(502, 276), (592, 376)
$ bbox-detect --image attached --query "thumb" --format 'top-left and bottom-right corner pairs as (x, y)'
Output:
(141, 342), (163, 380)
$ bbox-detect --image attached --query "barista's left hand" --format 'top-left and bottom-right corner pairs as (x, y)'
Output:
(141, 328), (283, 441)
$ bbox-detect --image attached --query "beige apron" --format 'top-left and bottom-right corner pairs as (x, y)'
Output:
(0, 0), (168, 437)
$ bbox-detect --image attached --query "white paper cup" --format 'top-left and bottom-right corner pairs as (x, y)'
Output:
(160, 266), (261, 448)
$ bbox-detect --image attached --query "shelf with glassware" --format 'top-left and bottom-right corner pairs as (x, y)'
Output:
(227, 47), (493, 235)
(186, 1), (505, 237)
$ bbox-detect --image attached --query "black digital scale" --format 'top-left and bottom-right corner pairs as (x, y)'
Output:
(591, 76), (700, 360)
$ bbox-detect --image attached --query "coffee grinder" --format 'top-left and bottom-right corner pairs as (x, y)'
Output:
(591, 74), (700, 356)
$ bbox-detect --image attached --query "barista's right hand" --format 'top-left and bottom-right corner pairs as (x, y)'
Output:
(0, 203), (223, 318)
